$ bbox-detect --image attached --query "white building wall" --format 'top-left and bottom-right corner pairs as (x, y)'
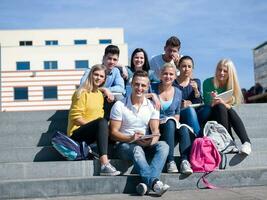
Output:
(0, 28), (128, 112)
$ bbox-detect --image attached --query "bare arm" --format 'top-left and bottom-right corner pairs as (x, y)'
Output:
(110, 119), (139, 143)
(149, 119), (161, 145)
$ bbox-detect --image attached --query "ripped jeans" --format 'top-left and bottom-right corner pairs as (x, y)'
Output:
(114, 141), (169, 189)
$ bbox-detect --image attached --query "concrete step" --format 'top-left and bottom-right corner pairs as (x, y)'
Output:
(0, 125), (265, 148)
(0, 167), (267, 199)
(0, 137), (264, 163)
(0, 146), (64, 163)
(1, 150), (267, 180)
(0, 160), (132, 180)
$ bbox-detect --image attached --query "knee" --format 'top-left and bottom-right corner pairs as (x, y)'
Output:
(133, 145), (145, 160)
(156, 141), (169, 155)
(178, 126), (190, 136)
(97, 118), (108, 126)
(96, 118), (108, 130)
(184, 107), (196, 115)
(213, 103), (227, 112)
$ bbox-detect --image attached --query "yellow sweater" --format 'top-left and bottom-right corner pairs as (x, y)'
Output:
(67, 90), (104, 136)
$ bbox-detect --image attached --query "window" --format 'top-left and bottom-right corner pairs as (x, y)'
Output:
(44, 61), (58, 69)
(19, 41), (32, 46)
(16, 61), (30, 70)
(43, 86), (58, 99)
(14, 87), (28, 100)
(74, 40), (87, 45)
(45, 40), (58, 45)
(99, 39), (112, 44)
(75, 60), (89, 69)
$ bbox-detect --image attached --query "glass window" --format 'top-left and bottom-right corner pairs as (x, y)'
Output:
(74, 40), (87, 45)
(19, 41), (33, 46)
(44, 61), (58, 69)
(16, 61), (30, 70)
(75, 60), (89, 69)
(14, 87), (28, 100)
(43, 86), (58, 99)
(99, 39), (112, 44)
(45, 40), (58, 45)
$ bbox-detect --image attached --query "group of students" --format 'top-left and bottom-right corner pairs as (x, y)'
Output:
(66, 36), (252, 196)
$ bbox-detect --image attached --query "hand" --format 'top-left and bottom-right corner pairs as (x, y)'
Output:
(101, 88), (114, 102)
(132, 131), (144, 140)
(121, 66), (128, 80)
(182, 100), (192, 108)
(172, 53), (181, 66)
(136, 137), (153, 147)
(211, 97), (231, 109)
(190, 80), (198, 91)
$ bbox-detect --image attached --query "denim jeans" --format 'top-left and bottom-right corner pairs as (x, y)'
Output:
(114, 141), (169, 189)
(160, 120), (194, 162)
(180, 107), (201, 136)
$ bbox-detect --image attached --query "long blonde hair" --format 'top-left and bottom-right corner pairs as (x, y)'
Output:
(77, 64), (106, 99)
(214, 59), (243, 104)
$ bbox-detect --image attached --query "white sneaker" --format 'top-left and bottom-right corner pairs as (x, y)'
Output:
(167, 161), (178, 173)
(180, 160), (193, 175)
(153, 181), (170, 196)
(136, 183), (147, 196)
(100, 163), (121, 176)
(240, 142), (252, 155)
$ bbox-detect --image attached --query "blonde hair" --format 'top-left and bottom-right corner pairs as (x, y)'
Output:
(214, 59), (243, 104)
(160, 63), (177, 76)
(77, 64), (106, 99)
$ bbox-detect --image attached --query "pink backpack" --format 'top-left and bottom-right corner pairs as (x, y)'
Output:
(190, 136), (221, 188)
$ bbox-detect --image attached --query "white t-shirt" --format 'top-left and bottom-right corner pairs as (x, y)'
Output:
(149, 54), (176, 79)
(110, 96), (159, 135)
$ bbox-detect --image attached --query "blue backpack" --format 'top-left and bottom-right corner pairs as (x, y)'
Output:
(51, 131), (98, 161)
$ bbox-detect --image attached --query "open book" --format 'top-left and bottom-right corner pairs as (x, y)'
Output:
(216, 89), (233, 101)
(189, 103), (204, 108)
(130, 134), (160, 143)
(160, 116), (194, 134)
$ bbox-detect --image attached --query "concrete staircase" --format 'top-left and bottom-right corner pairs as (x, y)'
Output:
(0, 104), (267, 199)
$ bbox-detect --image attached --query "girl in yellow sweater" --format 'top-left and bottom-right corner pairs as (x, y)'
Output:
(67, 64), (120, 175)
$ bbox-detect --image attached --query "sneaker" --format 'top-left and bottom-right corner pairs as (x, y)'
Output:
(167, 161), (178, 173)
(240, 142), (252, 155)
(100, 163), (121, 176)
(136, 183), (147, 196)
(153, 181), (170, 196)
(180, 160), (193, 175)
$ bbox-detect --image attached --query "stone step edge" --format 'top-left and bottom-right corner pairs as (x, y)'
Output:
(1, 166), (266, 183)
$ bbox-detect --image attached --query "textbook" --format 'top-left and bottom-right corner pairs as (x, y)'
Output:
(189, 103), (204, 108)
(160, 116), (194, 134)
(216, 89), (233, 102)
(130, 134), (161, 143)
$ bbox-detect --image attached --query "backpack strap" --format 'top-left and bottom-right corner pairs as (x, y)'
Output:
(197, 172), (218, 189)
(219, 152), (227, 169)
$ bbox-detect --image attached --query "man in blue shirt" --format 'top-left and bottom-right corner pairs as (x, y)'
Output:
(80, 45), (125, 102)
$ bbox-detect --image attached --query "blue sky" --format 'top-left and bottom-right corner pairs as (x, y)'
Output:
(0, 0), (266, 89)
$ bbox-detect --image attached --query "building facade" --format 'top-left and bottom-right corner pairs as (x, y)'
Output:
(0, 28), (128, 111)
(253, 41), (267, 88)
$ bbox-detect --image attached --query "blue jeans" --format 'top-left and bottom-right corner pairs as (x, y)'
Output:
(160, 120), (193, 162)
(180, 107), (201, 136)
(114, 141), (169, 189)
